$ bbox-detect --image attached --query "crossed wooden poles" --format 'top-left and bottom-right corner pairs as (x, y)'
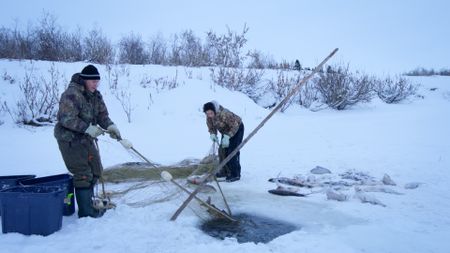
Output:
(166, 48), (339, 221)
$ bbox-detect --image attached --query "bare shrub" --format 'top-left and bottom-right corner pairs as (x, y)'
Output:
(64, 27), (83, 62)
(206, 25), (249, 67)
(439, 68), (450, 76)
(184, 68), (193, 79)
(0, 27), (16, 59)
(10, 63), (65, 125)
(115, 88), (136, 123)
(139, 74), (153, 88)
(34, 12), (66, 61)
(2, 70), (16, 84)
(267, 70), (301, 112)
(404, 67), (450, 76)
(298, 81), (320, 109)
(107, 65), (129, 92)
(277, 60), (293, 70)
(169, 34), (182, 66)
(118, 33), (149, 64)
(109, 66), (136, 123)
(148, 33), (167, 65)
(178, 30), (204, 66)
(83, 27), (115, 64)
(140, 72), (180, 92)
(247, 50), (276, 69)
(374, 76), (417, 104)
(315, 65), (374, 110)
(0, 23), (36, 60)
(152, 70), (180, 93)
(210, 66), (264, 102)
(0, 97), (6, 125)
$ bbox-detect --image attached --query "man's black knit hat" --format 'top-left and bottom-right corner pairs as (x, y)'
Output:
(203, 102), (215, 113)
(80, 65), (100, 80)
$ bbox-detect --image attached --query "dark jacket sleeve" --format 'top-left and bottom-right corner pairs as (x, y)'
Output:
(57, 93), (89, 133)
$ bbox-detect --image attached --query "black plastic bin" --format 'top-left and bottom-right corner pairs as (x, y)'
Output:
(20, 174), (75, 216)
(0, 186), (64, 236)
(0, 175), (36, 216)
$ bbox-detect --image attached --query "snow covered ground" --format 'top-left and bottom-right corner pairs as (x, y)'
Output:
(0, 60), (449, 253)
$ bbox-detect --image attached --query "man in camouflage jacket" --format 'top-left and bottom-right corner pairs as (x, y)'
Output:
(54, 65), (122, 218)
(203, 101), (244, 182)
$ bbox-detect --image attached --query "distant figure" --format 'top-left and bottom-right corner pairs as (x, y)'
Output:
(54, 65), (123, 218)
(203, 101), (244, 182)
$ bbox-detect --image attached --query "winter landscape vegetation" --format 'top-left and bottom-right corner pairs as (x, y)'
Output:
(0, 1), (449, 252)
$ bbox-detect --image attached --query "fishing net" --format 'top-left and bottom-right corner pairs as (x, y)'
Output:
(102, 143), (228, 212)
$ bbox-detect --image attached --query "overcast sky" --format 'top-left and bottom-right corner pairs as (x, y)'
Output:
(1, 0), (449, 74)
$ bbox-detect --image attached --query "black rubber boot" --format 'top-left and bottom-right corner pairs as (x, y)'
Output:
(75, 187), (104, 218)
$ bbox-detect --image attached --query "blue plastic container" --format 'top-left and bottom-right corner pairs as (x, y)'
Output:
(0, 186), (64, 236)
(0, 175), (36, 216)
(20, 174), (75, 216)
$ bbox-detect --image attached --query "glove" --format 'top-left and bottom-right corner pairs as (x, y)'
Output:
(107, 124), (121, 140)
(210, 134), (218, 143)
(85, 124), (104, 138)
(221, 134), (230, 148)
(119, 139), (133, 149)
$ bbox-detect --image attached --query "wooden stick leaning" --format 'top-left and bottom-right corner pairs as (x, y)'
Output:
(170, 48), (339, 221)
(161, 171), (236, 222)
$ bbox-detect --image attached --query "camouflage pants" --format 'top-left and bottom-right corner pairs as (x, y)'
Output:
(57, 138), (103, 188)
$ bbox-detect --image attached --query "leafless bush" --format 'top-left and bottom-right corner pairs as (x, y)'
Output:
(115, 88), (136, 123)
(267, 70), (301, 112)
(439, 69), (450, 76)
(9, 63), (65, 126)
(0, 27), (17, 59)
(184, 68), (193, 79)
(276, 60), (293, 70)
(169, 34), (182, 65)
(2, 70), (16, 84)
(196, 71), (203, 80)
(0, 23), (36, 60)
(107, 65), (129, 92)
(178, 30), (204, 66)
(374, 76), (417, 104)
(63, 27), (83, 62)
(34, 12), (67, 61)
(298, 81), (320, 109)
(118, 33), (149, 64)
(206, 25), (249, 67)
(210, 66), (265, 102)
(148, 33), (167, 65)
(139, 74), (153, 88)
(108, 66), (136, 123)
(139, 71), (180, 93)
(152, 70), (180, 93)
(247, 50), (276, 69)
(0, 97), (6, 125)
(1, 14), (299, 69)
(315, 65), (374, 110)
(83, 27), (115, 64)
(404, 67), (450, 76)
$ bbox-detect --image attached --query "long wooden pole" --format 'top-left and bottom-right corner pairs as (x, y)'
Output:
(170, 48), (339, 221)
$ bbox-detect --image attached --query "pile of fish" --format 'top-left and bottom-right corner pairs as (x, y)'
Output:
(268, 166), (422, 207)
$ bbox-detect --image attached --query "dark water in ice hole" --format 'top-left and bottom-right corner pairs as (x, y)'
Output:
(200, 213), (299, 244)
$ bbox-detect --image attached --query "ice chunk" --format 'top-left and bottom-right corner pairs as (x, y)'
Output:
(382, 174), (396, 186)
(310, 166), (331, 174)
